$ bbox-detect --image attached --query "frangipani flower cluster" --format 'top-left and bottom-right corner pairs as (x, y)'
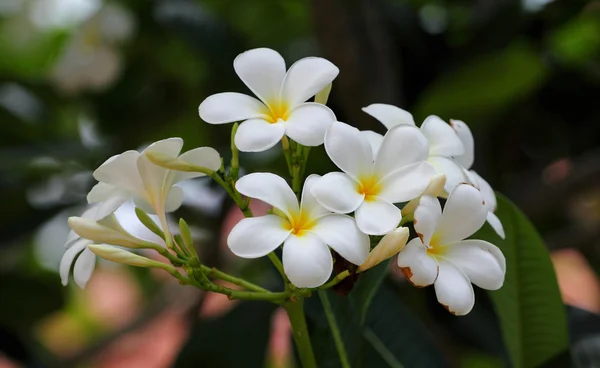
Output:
(61, 47), (506, 317)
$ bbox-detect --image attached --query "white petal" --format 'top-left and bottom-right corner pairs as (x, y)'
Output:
(355, 198), (401, 236)
(164, 185), (184, 213)
(227, 215), (291, 258)
(396, 238), (438, 287)
(300, 174), (330, 219)
(487, 212), (505, 239)
(74, 247), (96, 289)
(427, 156), (470, 194)
(282, 233), (332, 288)
(234, 118), (285, 152)
(420, 115), (464, 157)
(59, 238), (90, 285)
(310, 172), (363, 214)
(281, 57), (339, 107)
(87, 182), (120, 203)
(362, 103), (415, 129)
(144, 137), (184, 157)
(234, 48), (286, 104)
(378, 162), (436, 203)
(414, 195), (442, 246)
(235, 173), (299, 217)
(93, 150), (144, 194)
(324, 121), (373, 180)
(198, 92), (266, 124)
(443, 240), (505, 290)
(436, 184), (488, 244)
(138, 138), (186, 203)
(434, 261), (475, 315)
(311, 214), (370, 265)
(87, 184), (130, 219)
(173, 147), (222, 182)
(374, 125), (429, 176)
(360, 130), (384, 157)
(469, 171), (497, 212)
(450, 119), (474, 169)
(284, 103), (335, 146)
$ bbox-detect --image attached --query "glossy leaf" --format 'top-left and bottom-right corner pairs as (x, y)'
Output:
(476, 194), (569, 368)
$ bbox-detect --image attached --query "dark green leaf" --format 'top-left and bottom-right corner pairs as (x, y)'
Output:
(362, 282), (448, 368)
(476, 194), (569, 368)
(174, 301), (277, 368)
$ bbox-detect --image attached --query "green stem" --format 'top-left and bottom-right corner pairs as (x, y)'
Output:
(318, 290), (350, 368)
(230, 123), (240, 179)
(202, 283), (289, 303)
(268, 252), (287, 281)
(318, 270), (350, 290)
(201, 265), (269, 293)
(284, 299), (317, 368)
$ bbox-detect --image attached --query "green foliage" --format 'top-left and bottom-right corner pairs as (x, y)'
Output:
(174, 301), (277, 368)
(307, 262), (445, 367)
(476, 194), (569, 368)
(414, 43), (547, 123)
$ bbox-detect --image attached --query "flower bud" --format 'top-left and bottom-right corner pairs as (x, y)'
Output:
(68, 216), (148, 249)
(403, 173), (446, 215)
(145, 151), (197, 172)
(358, 227), (409, 272)
(88, 244), (175, 271)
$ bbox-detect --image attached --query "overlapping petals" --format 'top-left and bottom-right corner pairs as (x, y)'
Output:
(451, 120), (505, 239)
(311, 121), (435, 235)
(362, 104), (468, 194)
(396, 184), (506, 315)
(227, 173), (369, 287)
(91, 137), (220, 216)
(199, 48), (339, 152)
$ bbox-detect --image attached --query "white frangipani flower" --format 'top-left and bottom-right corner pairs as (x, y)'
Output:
(362, 103), (468, 194)
(311, 121), (435, 235)
(89, 138), (220, 221)
(198, 48), (338, 152)
(451, 120), (505, 239)
(396, 184), (506, 315)
(227, 173), (369, 288)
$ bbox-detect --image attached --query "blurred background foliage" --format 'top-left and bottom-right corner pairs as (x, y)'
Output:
(1, 0), (600, 367)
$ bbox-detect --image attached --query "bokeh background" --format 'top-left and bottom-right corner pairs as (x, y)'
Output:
(1, 0), (600, 367)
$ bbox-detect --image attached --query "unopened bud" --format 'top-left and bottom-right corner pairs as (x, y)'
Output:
(88, 244), (175, 272)
(68, 216), (149, 249)
(358, 227), (409, 272)
(403, 174), (446, 215)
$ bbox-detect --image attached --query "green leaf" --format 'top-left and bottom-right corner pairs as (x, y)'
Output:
(414, 43), (547, 124)
(174, 301), (276, 368)
(476, 194), (569, 368)
(306, 262), (446, 367)
(362, 282), (447, 368)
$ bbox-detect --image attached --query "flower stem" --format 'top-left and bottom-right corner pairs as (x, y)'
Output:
(317, 270), (350, 290)
(284, 298), (317, 368)
(230, 123), (240, 179)
(201, 265), (269, 293)
(318, 290), (351, 368)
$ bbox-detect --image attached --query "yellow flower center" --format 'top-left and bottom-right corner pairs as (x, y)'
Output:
(357, 175), (381, 201)
(263, 101), (290, 124)
(283, 210), (315, 236)
(426, 233), (446, 257)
